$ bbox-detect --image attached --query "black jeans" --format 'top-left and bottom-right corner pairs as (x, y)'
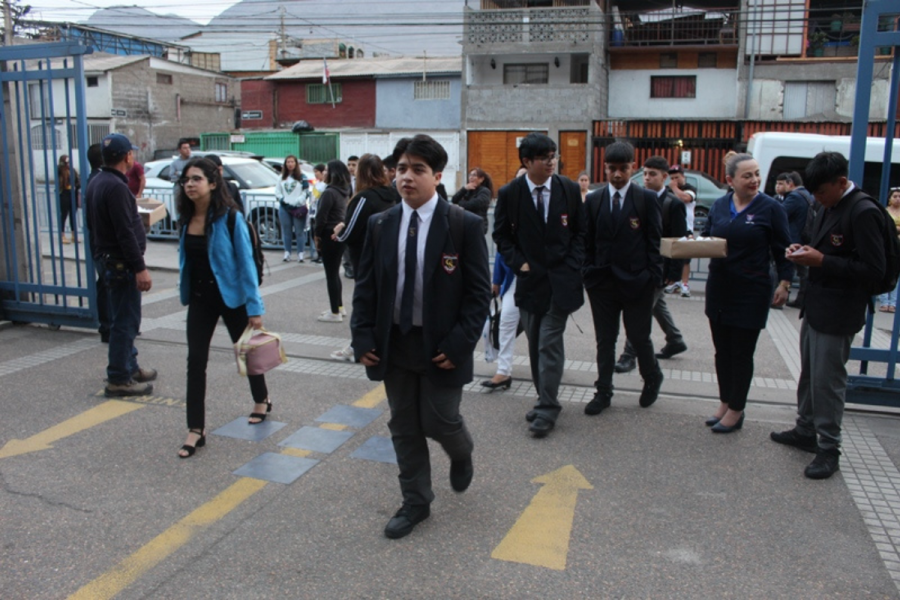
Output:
(59, 190), (75, 235)
(320, 237), (344, 314)
(708, 320), (761, 412)
(186, 279), (268, 430)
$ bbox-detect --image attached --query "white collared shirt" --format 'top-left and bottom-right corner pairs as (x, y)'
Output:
(394, 194), (439, 327)
(607, 182), (632, 212)
(526, 175), (552, 223)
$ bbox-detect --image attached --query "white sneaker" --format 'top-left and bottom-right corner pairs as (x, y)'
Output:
(339, 306), (347, 316)
(283, 252), (291, 262)
(330, 345), (354, 361)
(664, 282), (681, 294)
(681, 284), (691, 298)
(317, 312), (343, 323)
(298, 253), (305, 263)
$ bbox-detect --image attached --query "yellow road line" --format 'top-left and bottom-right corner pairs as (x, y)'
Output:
(353, 383), (385, 408)
(319, 423), (348, 431)
(68, 478), (267, 600)
(280, 447), (312, 458)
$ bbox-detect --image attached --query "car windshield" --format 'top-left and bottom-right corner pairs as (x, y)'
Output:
(228, 161), (281, 189)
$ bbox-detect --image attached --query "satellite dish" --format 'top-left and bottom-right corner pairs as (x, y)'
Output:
(291, 120), (314, 133)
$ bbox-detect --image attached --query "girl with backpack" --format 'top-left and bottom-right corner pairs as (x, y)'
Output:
(175, 158), (270, 458)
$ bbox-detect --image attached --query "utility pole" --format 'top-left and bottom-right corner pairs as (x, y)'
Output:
(4, 0), (13, 46)
(279, 6), (286, 58)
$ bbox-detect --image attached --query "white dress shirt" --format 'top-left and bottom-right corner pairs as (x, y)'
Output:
(607, 181), (632, 212)
(526, 176), (552, 223)
(394, 194), (439, 327)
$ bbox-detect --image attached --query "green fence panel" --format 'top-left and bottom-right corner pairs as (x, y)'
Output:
(230, 131), (298, 158)
(297, 133), (340, 164)
(200, 133), (230, 151)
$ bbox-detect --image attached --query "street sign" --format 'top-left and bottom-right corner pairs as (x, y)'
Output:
(241, 110), (263, 120)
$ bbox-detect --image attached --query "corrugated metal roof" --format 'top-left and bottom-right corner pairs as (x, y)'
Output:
(267, 56), (461, 81)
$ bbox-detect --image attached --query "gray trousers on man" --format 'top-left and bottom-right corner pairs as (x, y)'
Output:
(520, 302), (569, 423)
(795, 318), (852, 450)
(622, 286), (683, 358)
(384, 326), (474, 507)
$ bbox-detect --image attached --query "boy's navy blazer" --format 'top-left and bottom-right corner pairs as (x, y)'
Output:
(493, 174), (586, 316)
(351, 198), (491, 387)
(582, 184), (663, 297)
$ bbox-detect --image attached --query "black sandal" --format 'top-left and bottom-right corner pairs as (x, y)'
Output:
(178, 428), (206, 459)
(248, 400), (272, 424)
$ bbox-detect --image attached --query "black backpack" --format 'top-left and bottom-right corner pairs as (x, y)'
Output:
(838, 191), (900, 296)
(797, 187), (819, 245)
(227, 210), (266, 286)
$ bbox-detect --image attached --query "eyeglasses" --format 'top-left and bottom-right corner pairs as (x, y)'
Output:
(180, 176), (206, 185)
(533, 154), (557, 164)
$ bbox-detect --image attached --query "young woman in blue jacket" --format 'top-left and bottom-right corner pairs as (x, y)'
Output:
(176, 158), (268, 458)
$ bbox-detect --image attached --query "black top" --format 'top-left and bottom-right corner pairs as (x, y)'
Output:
(451, 185), (491, 233)
(314, 185), (349, 238)
(184, 233), (214, 285)
(84, 167), (146, 271)
(337, 185), (398, 249)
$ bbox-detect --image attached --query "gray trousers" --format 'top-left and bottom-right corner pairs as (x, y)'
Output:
(384, 327), (474, 507)
(623, 286), (683, 358)
(520, 303), (569, 423)
(795, 318), (852, 450)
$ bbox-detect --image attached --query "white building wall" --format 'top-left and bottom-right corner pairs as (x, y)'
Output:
(608, 70), (738, 119)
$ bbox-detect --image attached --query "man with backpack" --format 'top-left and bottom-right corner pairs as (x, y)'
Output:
(779, 171), (816, 308)
(615, 156), (688, 374)
(772, 151), (890, 479)
(582, 141), (664, 416)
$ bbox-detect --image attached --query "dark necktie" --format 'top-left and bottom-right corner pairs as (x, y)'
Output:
(535, 186), (545, 224)
(400, 210), (419, 334)
(612, 190), (622, 222)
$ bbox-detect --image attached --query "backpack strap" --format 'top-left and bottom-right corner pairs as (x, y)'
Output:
(227, 209), (236, 240)
(447, 203), (465, 254)
(661, 193), (673, 234)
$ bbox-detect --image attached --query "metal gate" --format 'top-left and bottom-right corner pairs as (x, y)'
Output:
(0, 42), (96, 328)
(846, 2), (900, 406)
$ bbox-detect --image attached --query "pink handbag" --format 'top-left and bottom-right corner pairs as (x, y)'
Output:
(234, 326), (287, 376)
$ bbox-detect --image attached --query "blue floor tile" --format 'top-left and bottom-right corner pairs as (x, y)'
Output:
(233, 452), (319, 485)
(350, 436), (397, 464)
(278, 426), (354, 454)
(315, 405), (382, 428)
(212, 418), (287, 441)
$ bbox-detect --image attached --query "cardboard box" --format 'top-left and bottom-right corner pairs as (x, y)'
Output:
(660, 237), (727, 259)
(136, 199), (167, 228)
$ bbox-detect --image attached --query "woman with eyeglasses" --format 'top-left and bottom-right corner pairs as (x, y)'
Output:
(57, 155), (80, 244)
(175, 157), (269, 458)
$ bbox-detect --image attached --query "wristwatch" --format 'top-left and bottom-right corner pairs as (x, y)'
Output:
(779, 281), (791, 292)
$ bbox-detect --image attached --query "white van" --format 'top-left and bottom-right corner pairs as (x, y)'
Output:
(748, 132), (900, 199)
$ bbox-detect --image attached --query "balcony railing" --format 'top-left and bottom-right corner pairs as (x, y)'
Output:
(466, 5), (597, 45)
(612, 7), (739, 48)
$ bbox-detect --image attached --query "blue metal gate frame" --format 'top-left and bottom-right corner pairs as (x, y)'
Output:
(847, 3), (900, 406)
(0, 42), (96, 328)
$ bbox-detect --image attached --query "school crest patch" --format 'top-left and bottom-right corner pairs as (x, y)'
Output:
(629, 217), (641, 230)
(442, 253), (459, 274)
(830, 234), (844, 247)
(561, 213), (569, 227)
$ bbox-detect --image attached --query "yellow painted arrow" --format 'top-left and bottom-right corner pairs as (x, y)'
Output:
(0, 400), (145, 459)
(491, 464), (593, 570)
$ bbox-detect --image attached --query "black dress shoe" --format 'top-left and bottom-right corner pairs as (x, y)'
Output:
(704, 416), (722, 427)
(525, 409), (538, 423)
(584, 392), (611, 415)
(450, 457), (474, 492)
(805, 447), (840, 479)
(384, 503), (431, 539)
(711, 412), (744, 433)
(770, 428), (817, 453)
(639, 371), (663, 408)
(614, 355), (636, 373)
(529, 416), (554, 438)
(655, 341), (688, 359)
(481, 377), (512, 391)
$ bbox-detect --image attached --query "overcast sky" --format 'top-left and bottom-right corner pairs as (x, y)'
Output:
(26, 0), (241, 25)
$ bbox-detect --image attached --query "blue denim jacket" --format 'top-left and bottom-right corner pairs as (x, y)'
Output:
(179, 213), (265, 316)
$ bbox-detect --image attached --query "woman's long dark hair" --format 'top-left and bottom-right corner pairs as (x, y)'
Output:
(282, 154), (304, 181)
(325, 159), (351, 191)
(355, 153), (389, 194)
(470, 167), (493, 196)
(176, 157), (237, 230)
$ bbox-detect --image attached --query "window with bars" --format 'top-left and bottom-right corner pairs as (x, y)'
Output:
(650, 75), (696, 98)
(307, 83), (342, 104)
(414, 80), (451, 100)
(215, 82), (227, 103)
(503, 63), (549, 85)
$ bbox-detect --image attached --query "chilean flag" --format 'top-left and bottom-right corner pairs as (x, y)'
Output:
(323, 57), (330, 85)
